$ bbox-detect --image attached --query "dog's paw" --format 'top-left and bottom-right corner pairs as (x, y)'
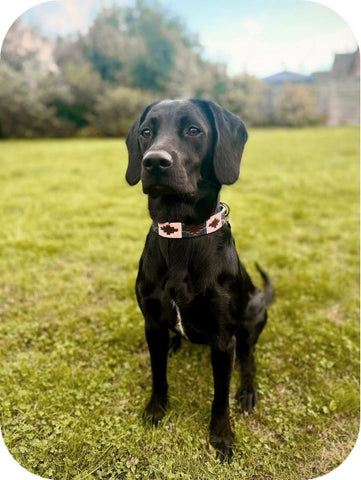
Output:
(143, 397), (167, 425)
(236, 388), (258, 414)
(236, 389), (258, 415)
(210, 422), (234, 461)
(211, 437), (233, 462)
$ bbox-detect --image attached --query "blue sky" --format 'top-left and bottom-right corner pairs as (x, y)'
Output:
(167, 0), (358, 75)
(1, 0), (359, 77)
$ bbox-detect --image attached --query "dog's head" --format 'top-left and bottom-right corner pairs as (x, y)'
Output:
(125, 99), (248, 198)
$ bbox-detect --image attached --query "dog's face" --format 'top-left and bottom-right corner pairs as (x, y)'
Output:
(137, 100), (213, 198)
(126, 99), (248, 198)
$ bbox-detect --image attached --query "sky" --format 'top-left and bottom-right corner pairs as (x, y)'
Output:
(0, 0), (359, 78)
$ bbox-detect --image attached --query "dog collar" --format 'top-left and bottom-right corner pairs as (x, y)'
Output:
(152, 202), (230, 239)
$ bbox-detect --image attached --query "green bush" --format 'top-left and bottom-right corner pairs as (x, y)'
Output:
(270, 84), (321, 127)
(0, 64), (74, 138)
(89, 86), (155, 136)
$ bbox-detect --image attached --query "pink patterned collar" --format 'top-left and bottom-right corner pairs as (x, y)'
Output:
(152, 202), (230, 239)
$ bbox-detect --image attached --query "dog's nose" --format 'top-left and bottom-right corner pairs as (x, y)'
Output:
(142, 150), (173, 172)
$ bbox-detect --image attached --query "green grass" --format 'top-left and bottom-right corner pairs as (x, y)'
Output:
(0, 128), (359, 479)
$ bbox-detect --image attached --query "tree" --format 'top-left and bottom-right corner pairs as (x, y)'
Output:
(0, 63), (72, 137)
(272, 84), (318, 126)
(89, 87), (154, 136)
(127, 1), (175, 91)
(79, 6), (132, 83)
(220, 74), (266, 125)
(55, 61), (103, 128)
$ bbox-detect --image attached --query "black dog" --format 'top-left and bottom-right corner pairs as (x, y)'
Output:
(125, 99), (273, 460)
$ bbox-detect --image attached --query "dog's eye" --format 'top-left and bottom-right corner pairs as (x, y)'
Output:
(186, 126), (201, 137)
(141, 128), (152, 139)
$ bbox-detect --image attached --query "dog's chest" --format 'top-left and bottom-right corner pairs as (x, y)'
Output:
(170, 299), (188, 339)
(161, 276), (221, 344)
(140, 234), (238, 343)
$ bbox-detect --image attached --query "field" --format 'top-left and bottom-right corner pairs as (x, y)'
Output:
(0, 128), (359, 479)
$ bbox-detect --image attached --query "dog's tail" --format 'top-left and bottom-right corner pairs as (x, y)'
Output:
(255, 262), (274, 307)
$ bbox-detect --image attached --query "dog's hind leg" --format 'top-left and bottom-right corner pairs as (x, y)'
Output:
(235, 326), (263, 413)
(235, 291), (268, 413)
(236, 265), (273, 413)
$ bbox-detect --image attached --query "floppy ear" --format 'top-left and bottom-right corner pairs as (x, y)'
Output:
(125, 117), (142, 185)
(125, 102), (158, 185)
(192, 99), (248, 185)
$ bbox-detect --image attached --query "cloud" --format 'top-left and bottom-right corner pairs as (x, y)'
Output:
(46, 0), (99, 35)
(242, 19), (263, 36)
(6, 0), (359, 77)
(61, 0), (89, 33)
(199, 7), (357, 77)
(18, 0), (117, 38)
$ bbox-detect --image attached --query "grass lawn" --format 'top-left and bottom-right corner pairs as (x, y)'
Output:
(0, 127), (359, 479)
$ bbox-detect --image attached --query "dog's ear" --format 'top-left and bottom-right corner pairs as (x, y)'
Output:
(125, 102), (158, 185)
(125, 117), (142, 185)
(192, 99), (248, 185)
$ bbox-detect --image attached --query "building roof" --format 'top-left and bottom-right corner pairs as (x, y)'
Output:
(262, 70), (311, 85)
(331, 49), (359, 77)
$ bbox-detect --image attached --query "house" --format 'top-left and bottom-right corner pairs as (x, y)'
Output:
(312, 49), (360, 125)
(262, 49), (360, 126)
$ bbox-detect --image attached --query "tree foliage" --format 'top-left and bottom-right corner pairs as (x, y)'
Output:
(0, 63), (72, 138)
(89, 87), (154, 137)
(271, 84), (319, 126)
(0, 1), (321, 138)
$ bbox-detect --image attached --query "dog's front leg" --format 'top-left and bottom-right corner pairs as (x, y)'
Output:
(144, 322), (169, 424)
(210, 335), (236, 460)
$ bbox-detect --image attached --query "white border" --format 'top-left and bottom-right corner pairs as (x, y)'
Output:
(0, 1), (53, 51)
(0, 429), (49, 479)
(0, 1), (359, 479)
